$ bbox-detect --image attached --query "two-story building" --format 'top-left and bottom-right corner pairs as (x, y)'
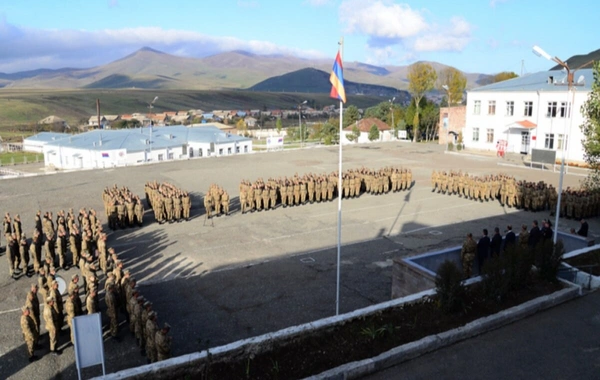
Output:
(464, 69), (593, 163)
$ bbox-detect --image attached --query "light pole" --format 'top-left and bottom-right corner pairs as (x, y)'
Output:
(442, 85), (451, 150)
(298, 100), (307, 147)
(147, 96), (158, 126)
(146, 96), (158, 162)
(532, 45), (574, 243)
(389, 97), (396, 138)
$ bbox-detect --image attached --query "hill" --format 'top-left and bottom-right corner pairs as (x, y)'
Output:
(550, 48), (600, 71)
(248, 68), (410, 103)
(0, 48), (491, 91)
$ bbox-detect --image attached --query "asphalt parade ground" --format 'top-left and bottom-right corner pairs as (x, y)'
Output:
(0, 141), (594, 379)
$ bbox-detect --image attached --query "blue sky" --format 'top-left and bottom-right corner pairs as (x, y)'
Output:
(0, 0), (597, 74)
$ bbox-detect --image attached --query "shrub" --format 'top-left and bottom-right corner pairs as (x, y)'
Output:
(537, 239), (564, 283)
(447, 142), (454, 151)
(435, 260), (466, 314)
(456, 143), (463, 151)
(481, 255), (510, 303)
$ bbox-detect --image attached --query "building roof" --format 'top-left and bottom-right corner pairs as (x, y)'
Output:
(24, 132), (71, 143)
(470, 69), (593, 93)
(41, 124), (250, 153)
(39, 115), (66, 124)
(513, 120), (537, 129)
(343, 117), (390, 132)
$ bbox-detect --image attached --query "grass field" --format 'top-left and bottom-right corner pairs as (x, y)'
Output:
(0, 151), (42, 165)
(0, 89), (385, 129)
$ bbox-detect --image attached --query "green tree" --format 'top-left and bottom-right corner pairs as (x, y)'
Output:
(320, 118), (340, 145)
(421, 100), (440, 141)
(581, 61), (600, 188)
(439, 67), (467, 105)
(493, 71), (519, 83)
(343, 105), (360, 127)
(236, 118), (247, 133)
(346, 124), (360, 142)
(408, 62), (437, 142)
(368, 124), (380, 141)
(276, 118), (282, 134)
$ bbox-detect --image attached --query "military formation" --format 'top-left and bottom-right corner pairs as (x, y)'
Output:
(3, 207), (172, 363)
(238, 166), (413, 213)
(145, 181), (192, 223)
(203, 184), (230, 218)
(102, 185), (145, 230)
(559, 187), (600, 220)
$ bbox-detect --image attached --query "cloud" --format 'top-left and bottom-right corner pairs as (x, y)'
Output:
(0, 21), (327, 73)
(489, 0), (508, 7)
(339, 1), (473, 63)
(108, 0), (119, 7)
(304, 0), (333, 6)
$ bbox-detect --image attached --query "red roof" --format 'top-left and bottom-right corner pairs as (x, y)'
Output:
(515, 120), (537, 129)
(343, 117), (391, 133)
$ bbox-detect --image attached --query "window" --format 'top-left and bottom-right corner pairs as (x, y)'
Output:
(486, 128), (494, 143)
(236, 146), (240, 153)
(560, 102), (571, 118)
(168, 152), (174, 160)
(505, 101), (514, 116)
(472, 127), (480, 142)
(189, 147), (194, 158)
(557, 134), (568, 150)
(545, 134), (555, 149)
(474, 100), (481, 115)
(219, 148), (223, 155)
(158, 154), (164, 161)
(244, 145), (248, 153)
(547, 102), (557, 117)
(488, 101), (496, 115)
(199, 149), (203, 157)
(524, 101), (533, 117)
(227, 147), (232, 154)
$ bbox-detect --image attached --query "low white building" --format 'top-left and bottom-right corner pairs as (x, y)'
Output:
(23, 132), (71, 153)
(464, 69), (593, 162)
(341, 117), (393, 145)
(41, 124), (252, 170)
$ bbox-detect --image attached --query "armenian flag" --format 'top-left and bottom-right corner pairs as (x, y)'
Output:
(329, 51), (346, 104)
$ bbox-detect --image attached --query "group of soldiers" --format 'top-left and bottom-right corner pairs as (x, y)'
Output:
(430, 171), (560, 212)
(102, 185), (145, 230)
(4, 208), (105, 278)
(203, 184), (230, 218)
(560, 187), (599, 220)
(145, 181), (192, 223)
(237, 166), (413, 213)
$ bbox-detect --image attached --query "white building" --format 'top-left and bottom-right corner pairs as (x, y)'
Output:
(40, 124), (252, 170)
(341, 117), (394, 145)
(464, 69), (593, 162)
(23, 132), (71, 153)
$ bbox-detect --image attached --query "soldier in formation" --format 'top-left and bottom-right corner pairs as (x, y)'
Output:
(204, 184), (230, 218)
(238, 166), (412, 213)
(145, 181), (192, 223)
(103, 185), (145, 229)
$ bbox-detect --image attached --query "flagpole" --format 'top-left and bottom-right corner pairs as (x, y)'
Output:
(336, 37), (344, 316)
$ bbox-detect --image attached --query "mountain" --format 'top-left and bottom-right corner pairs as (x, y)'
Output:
(0, 47), (491, 91)
(249, 68), (410, 103)
(550, 48), (600, 71)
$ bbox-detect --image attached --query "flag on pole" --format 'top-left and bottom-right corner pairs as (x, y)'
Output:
(329, 51), (346, 104)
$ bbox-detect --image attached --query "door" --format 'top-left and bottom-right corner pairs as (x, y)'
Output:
(520, 131), (530, 154)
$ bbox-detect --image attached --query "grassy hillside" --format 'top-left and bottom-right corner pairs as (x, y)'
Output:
(0, 88), (387, 140)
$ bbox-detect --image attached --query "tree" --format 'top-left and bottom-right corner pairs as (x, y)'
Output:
(343, 105), (360, 127)
(421, 100), (440, 141)
(439, 67), (467, 106)
(346, 124), (360, 142)
(236, 118), (247, 133)
(408, 63), (437, 142)
(581, 61), (600, 188)
(493, 72), (519, 83)
(368, 124), (380, 141)
(276, 118), (282, 135)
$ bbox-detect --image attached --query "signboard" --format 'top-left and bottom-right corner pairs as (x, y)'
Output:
(531, 148), (556, 165)
(397, 130), (407, 139)
(73, 313), (105, 379)
(266, 136), (284, 149)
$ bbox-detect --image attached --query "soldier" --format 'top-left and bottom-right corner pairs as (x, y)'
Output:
(135, 197), (145, 226)
(126, 198), (136, 227)
(105, 283), (119, 338)
(56, 226), (67, 269)
(26, 284), (41, 338)
(13, 214), (22, 243)
(19, 233), (30, 274)
(460, 233), (477, 278)
(7, 233), (19, 277)
(86, 287), (98, 314)
(221, 190), (230, 215)
(50, 280), (64, 331)
(68, 274), (80, 297)
(307, 177), (315, 203)
(43, 297), (61, 355)
(240, 187), (248, 214)
(155, 323), (172, 362)
(134, 296), (145, 349)
(518, 224), (529, 251)
(21, 307), (38, 362)
(173, 194), (182, 221)
(65, 291), (82, 344)
(204, 195), (213, 219)
(181, 192), (191, 221)
(38, 268), (49, 300)
(145, 311), (159, 364)
(30, 230), (43, 273)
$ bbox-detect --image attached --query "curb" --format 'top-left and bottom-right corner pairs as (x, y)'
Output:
(306, 284), (580, 380)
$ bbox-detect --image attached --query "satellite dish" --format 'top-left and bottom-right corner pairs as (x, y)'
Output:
(577, 75), (585, 84)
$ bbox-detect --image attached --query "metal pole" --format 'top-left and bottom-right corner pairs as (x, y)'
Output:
(553, 86), (574, 243)
(299, 106), (302, 148)
(336, 37), (344, 316)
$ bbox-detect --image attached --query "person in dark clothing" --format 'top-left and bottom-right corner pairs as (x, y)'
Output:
(504, 225), (516, 251)
(490, 227), (502, 257)
(477, 229), (491, 273)
(577, 219), (589, 237)
(541, 220), (553, 240)
(528, 220), (541, 248)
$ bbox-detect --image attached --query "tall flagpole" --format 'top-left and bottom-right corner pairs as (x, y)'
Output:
(336, 37), (344, 316)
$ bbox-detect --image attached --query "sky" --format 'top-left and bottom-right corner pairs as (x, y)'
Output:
(0, 0), (597, 75)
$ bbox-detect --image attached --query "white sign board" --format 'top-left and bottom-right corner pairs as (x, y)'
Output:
(266, 136), (284, 149)
(73, 313), (105, 379)
(397, 130), (407, 139)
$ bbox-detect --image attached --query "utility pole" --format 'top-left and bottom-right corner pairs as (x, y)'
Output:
(96, 99), (101, 129)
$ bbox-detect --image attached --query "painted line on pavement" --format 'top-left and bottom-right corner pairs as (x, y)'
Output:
(0, 307), (20, 315)
(308, 194), (442, 218)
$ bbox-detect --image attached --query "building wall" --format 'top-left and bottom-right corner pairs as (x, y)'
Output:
(438, 106), (467, 145)
(23, 140), (45, 153)
(341, 130), (393, 145)
(464, 89), (588, 162)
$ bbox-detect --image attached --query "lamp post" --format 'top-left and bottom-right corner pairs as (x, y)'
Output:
(532, 45), (574, 243)
(298, 100), (307, 147)
(389, 97), (396, 138)
(145, 96), (158, 162)
(442, 85), (451, 151)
